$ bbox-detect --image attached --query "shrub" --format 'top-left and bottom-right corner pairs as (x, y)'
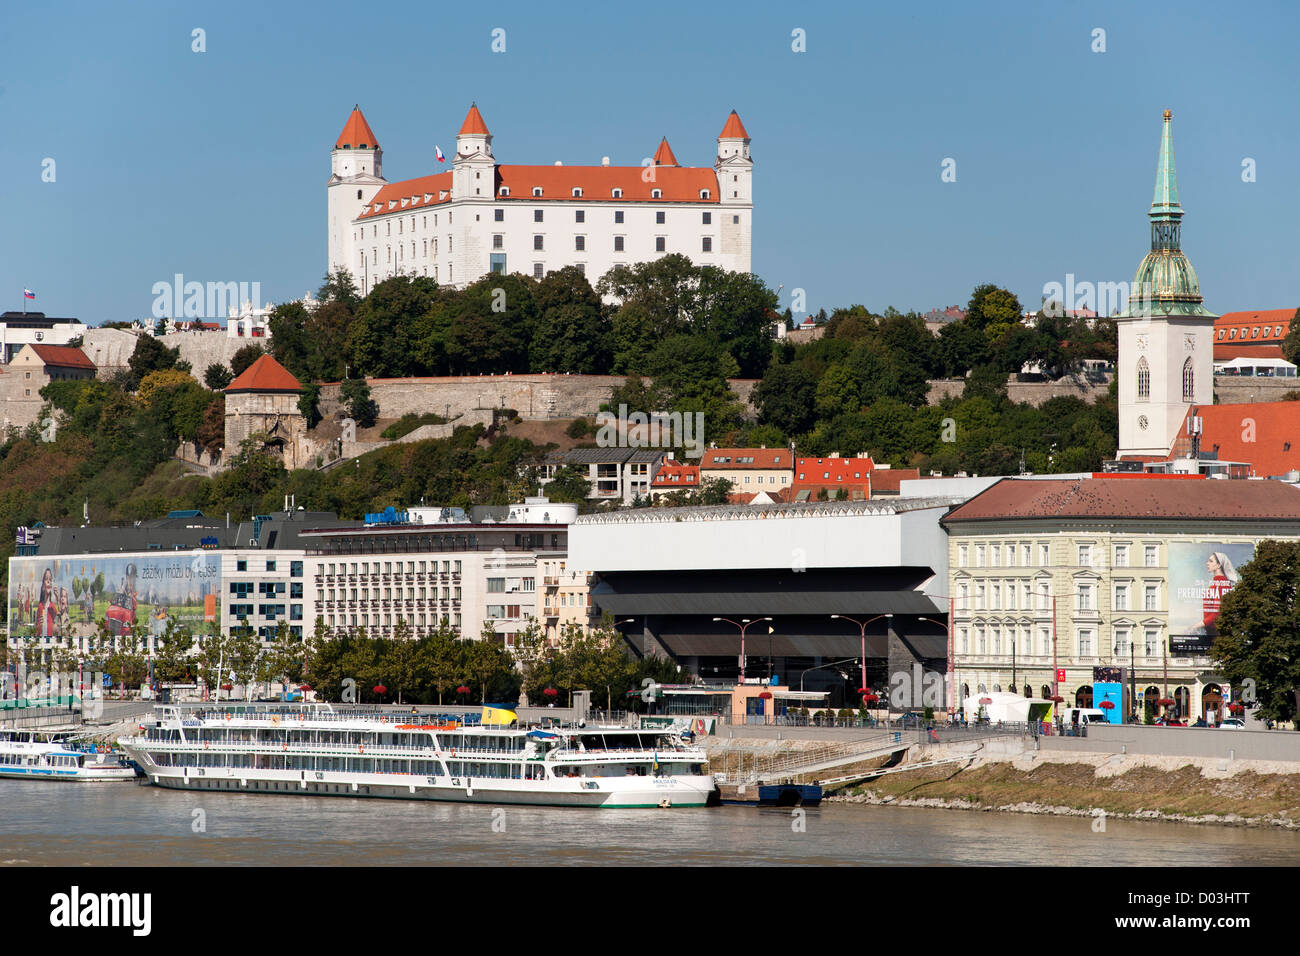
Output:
(566, 418), (591, 438)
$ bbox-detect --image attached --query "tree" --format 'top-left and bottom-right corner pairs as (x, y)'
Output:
(319, 270), (362, 311)
(1213, 540), (1300, 725)
(1280, 307), (1300, 366)
(127, 334), (181, 387)
(340, 377), (377, 428)
(543, 464), (591, 504)
(203, 363), (233, 390)
(755, 363), (817, 437)
(965, 283), (1024, 344)
(230, 344), (264, 378)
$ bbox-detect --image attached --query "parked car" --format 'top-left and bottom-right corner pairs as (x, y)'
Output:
(895, 711), (926, 728)
(1218, 718), (1245, 729)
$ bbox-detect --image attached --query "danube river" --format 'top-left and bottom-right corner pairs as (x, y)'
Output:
(3, 781), (1300, 866)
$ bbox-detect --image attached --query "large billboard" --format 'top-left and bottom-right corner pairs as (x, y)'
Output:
(8, 553), (220, 642)
(1169, 541), (1256, 657)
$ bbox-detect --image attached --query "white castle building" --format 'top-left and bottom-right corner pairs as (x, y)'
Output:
(327, 104), (753, 293)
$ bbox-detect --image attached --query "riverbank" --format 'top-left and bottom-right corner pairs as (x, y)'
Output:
(830, 748), (1300, 829)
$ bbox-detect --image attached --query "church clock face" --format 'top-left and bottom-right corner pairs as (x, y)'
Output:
(1185, 334), (1196, 351)
(1138, 415), (1149, 431)
(1136, 335), (1148, 351)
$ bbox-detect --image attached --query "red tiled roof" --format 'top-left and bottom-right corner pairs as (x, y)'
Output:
(943, 476), (1300, 523)
(459, 103), (490, 136)
(1214, 344), (1284, 361)
(867, 468), (921, 495)
(356, 172), (454, 219)
(701, 448), (793, 470)
(652, 138), (678, 166)
(1213, 308), (1294, 351)
(651, 463), (699, 487)
(1174, 403), (1300, 478)
(718, 110), (749, 140)
(794, 456), (876, 484)
(496, 164), (718, 203)
(225, 354), (303, 393)
(335, 106), (379, 149)
(28, 344), (94, 370)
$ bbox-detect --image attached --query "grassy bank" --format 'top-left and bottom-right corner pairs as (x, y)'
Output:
(832, 760), (1300, 827)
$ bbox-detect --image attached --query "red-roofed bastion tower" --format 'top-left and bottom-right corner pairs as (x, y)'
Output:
(716, 110), (753, 271)
(328, 106), (388, 278)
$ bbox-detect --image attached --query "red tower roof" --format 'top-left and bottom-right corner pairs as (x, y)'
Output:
(459, 103), (491, 136)
(718, 110), (749, 140)
(652, 137), (679, 166)
(335, 105), (379, 149)
(225, 354), (303, 393)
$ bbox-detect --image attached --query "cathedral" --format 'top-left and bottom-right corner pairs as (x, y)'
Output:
(1115, 110), (1218, 460)
(327, 104), (754, 294)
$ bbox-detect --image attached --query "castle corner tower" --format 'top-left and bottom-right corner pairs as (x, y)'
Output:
(328, 105), (388, 276)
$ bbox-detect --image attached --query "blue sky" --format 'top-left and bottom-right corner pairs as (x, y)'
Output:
(2, 0), (1297, 324)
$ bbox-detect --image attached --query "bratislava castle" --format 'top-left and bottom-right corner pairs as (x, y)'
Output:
(327, 104), (754, 293)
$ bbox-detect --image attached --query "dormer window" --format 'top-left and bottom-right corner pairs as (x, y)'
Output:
(499, 186), (510, 197)
(651, 188), (662, 199)
(1229, 329), (1237, 339)
(388, 200), (397, 210)
(611, 188), (623, 198)
(1263, 327), (1271, 337)
(1252, 327), (1260, 338)
(572, 187), (582, 197)
(700, 189), (710, 199)
(532, 187), (543, 197)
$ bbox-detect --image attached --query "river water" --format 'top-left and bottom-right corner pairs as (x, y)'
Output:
(4, 781), (1300, 866)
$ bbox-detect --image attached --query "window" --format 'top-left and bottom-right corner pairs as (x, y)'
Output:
(702, 211), (711, 224)
(493, 234), (503, 249)
(733, 215), (739, 224)
(1077, 629), (1093, 656)
(614, 210), (625, 224)
(1022, 543), (1032, 566)
(990, 546), (1000, 568)
(655, 211), (665, 224)
(499, 187), (510, 197)
(494, 208), (504, 222)
(1114, 545), (1129, 567)
(655, 237), (665, 252)
(572, 188), (582, 198)
(1077, 544), (1091, 566)
(266, 560), (277, 572)
(702, 237), (712, 252)
(1077, 584), (1094, 612)
(651, 189), (662, 199)
(1182, 357), (1195, 400)
(613, 236), (624, 252)
(236, 560), (247, 572)
(975, 583), (985, 611)
(1114, 583), (1129, 611)
(990, 583), (1001, 610)
(975, 545), (986, 567)
(534, 263), (544, 279)
(534, 209), (543, 222)
(1114, 628), (1130, 657)
(534, 235), (544, 250)
(1144, 584), (1160, 611)
(574, 235), (585, 251)
(575, 209), (584, 223)
(958, 581), (969, 611)
(1144, 628), (1159, 657)
(612, 188), (622, 198)
(1137, 357), (1150, 401)
(532, 187), (543, 197)
(1040, 543), (1050, 566)
(1144, 545), (1158, 567)
(487, 578), (505, 592)
(958, 545), (968, 568)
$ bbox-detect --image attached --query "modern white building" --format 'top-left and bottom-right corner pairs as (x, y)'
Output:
(327, 104), (754, 293)
(0, 311), (87, 365)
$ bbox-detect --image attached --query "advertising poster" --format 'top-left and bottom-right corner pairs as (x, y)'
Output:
(1168, 541), (1256, 656)
(7, 553), (221, 643)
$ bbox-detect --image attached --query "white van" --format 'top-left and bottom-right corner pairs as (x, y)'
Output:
(1061, 707), (1110, 726)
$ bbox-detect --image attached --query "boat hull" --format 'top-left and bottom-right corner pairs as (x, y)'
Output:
(134, 762), (715, 808)
(0, 766), (136, 782)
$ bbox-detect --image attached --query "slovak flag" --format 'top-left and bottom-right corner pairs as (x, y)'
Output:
(24, 288), (35, 299)
(435, 145), (445, 163)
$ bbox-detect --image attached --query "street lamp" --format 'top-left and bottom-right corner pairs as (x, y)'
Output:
(712, 617), (772, 682)
(830, 613), (891, 701)
(799, 658), (860, 692)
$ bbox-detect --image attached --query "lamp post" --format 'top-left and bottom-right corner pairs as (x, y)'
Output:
(799, 658), (860, 692)
(830, 614), (890, 702)
(713, 617), (772, 683)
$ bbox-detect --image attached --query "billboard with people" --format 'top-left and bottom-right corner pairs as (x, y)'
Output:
(7, 553), (220, 643)
(1169, 541), (1255, 656)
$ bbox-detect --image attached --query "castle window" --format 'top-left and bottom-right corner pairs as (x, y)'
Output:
(574, 236), (585, 251)
(651, 189), (662, 199)
(1182, 357), (1195, 401)
(534, 209), (543, 222)
(575, 210), (584, 223)
(1263, 327), (1271, 337)
(615, 211), (624, 224)
(612, 188), (622, 198)
(1252, 327), (1260, 338)
(702, 237), (712, 252)
(499, 187), (510, 197)
(1229, 329), (1237, 339)
(532, 187), (543, 197)
(1217, 329), (1225, 339)
(702, 212), (711, 225)
(733, 215), (739, 224)
(534, 235), (543, 250)
(700, 189), (710, 199)
(534, 263), (544, 279)
(656, 211), (665, 224)
(572, 188), (582, 198)
(655, 237), (665, 252)
(1277, 326), (1284, 336)
(614, 236), (624, 252)
(494, 209), (503, 222)
(356, 189), (362, 199)
(493, 234), (503, 249)
(1136, 357), (1150, 401)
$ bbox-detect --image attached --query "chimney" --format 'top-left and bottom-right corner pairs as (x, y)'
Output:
(601, 156), (610, 166)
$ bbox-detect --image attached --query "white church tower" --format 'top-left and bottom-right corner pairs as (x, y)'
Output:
(1115, 110), (1217, 459)
(327, 105), (387, 277)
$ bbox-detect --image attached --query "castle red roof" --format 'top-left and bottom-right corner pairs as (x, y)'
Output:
(718, 110), (749, 140)
(1213, 308), (1295, 359)
(1174, 403), (1300, 478)
(27, 344), (94, 370)
(356, 172), (454, 219)
(225, 354), (302, 393)
(459, 103), (491, 136)
(335, 106), (379, 149)
(653, 138), (678, 166)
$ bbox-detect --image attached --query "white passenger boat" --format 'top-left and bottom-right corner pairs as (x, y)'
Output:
(0, 730), (137, 782)
(119, 704), (717, 808)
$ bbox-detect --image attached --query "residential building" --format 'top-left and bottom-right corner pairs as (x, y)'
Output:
(648, 462), (700, 501)
(537, 555), (599, 641)
(699, 447), (794, 491)
(328, 104), (753, 293)
(541, 447), (664, 505)
(943, 476), (1300, 723)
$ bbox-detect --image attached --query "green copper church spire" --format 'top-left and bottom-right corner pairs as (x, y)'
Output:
(1119, 109), (1215, 318)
